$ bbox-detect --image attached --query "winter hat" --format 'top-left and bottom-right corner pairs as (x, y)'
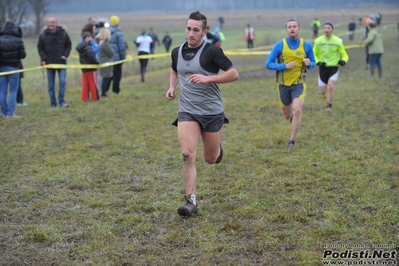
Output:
(110, 15), (120, 26)
(323, 21), (334, 29)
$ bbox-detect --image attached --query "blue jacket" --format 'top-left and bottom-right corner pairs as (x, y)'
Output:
(109, 26), (126, 61)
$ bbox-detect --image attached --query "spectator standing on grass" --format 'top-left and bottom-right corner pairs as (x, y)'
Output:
(96, 28), (114, 98)
(94, 21), (106, 91)
(134, 28), (153, 82)
(148, 28), (160, 57)
(0, 20), (26, 118)
(213, 26), (226, 48)
(109, 15), (126, 95)
(203, 26), (219, 45)
(376, 13), (382, 26)
(16, 26), (28, 107)
(265, 19), (316, 150)
(218, 16), (224, 29)
(311, 18), (321, 39)
(162, 31), (172, 53)
(81, 23), (101, 98)
(76, 31), (99, 102)
(348, 18), (356, 41)
(244, 24), (255, 48)
(37, 17), (72, 108)
(362, 17), (371, 69)
(165, 11), (239, 217)
(313, 21), (349, 112)
(364, 20), (384, 78)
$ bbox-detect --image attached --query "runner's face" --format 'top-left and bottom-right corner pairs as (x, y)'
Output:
(323, 25), (333, 37)
(286, 21), (299, 39)
(185, 19), (206, 48)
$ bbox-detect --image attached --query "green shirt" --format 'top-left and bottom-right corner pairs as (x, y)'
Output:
(313, 34), (349, 67)
(311, 20), (321, 29)
(364, 28), (384, 54)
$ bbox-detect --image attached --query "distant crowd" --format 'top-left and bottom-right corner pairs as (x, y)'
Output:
(0, 10), (389, 217)
(0, 11), (386, 119)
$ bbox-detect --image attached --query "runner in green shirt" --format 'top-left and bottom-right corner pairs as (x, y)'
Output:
(313, 21), (349, 112)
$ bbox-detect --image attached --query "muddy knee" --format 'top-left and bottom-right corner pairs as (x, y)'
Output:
(182, 153), (194, 165)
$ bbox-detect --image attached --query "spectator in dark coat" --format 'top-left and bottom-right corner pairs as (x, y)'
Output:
(37, 17), (72, 108)
(162, 31), (173, 53)
(148, 28), (160, 56)
(348, 18), (356, 41)
(0, 20), (26, 118)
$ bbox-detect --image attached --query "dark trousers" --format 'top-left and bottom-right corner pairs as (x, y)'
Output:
(138, 51), (149, 75)
(247, 40), (254, 49)
(16, 77), (24, 103)
(111, 63), (122, 94)
(102, 77), (112, 96)
(312, 29), (318, 38)
(365, 47), (370, 65)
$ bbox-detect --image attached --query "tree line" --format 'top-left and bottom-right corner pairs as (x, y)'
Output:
(0, 0), (65, 35)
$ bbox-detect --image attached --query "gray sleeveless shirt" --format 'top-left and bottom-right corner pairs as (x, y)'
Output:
(177, 42), (223, 115)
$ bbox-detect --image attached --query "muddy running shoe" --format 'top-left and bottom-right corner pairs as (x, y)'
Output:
(177, 196), (198, 216)
(288, 140), (295, 151)
(215, 145), (223, 164)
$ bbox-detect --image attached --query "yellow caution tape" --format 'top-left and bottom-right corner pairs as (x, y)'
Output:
(0, 39), (368, 76)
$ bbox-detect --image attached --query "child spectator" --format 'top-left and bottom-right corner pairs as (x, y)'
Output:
(76, 31), (99, 102)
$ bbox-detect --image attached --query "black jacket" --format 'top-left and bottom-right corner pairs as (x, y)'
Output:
(0, 21), (26, 68)
(76, 41), (98, 72)
(37, 26), (72, 65)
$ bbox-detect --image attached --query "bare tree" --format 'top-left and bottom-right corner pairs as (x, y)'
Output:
(0, 0), (29, 25)
(26, 0), (65, 35)
(26, 0), (48, 35)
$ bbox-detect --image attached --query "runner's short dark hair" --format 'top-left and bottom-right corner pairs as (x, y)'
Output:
(188, 11), (207, 30)
(286, 19), (300, 28)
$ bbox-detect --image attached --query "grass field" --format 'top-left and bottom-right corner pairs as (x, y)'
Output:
(1, 8), (398, 265)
